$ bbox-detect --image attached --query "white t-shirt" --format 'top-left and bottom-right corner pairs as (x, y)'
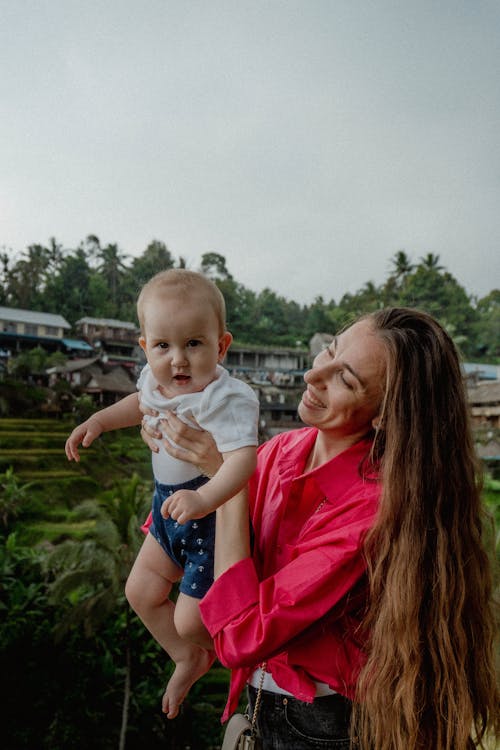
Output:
(138, 363), (259, 484)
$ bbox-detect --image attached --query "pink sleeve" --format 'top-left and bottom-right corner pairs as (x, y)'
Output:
(199, 514), (372, 669)
(140, 511), (153, 535)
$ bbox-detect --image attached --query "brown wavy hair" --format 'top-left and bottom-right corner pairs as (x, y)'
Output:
(354, 308), (498, 749)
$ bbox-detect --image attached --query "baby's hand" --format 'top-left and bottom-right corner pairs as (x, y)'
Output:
(161, 489), (210, 525)
(65, 419), (103, 462)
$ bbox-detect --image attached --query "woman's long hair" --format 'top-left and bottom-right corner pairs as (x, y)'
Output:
(355, 308), (498, 749)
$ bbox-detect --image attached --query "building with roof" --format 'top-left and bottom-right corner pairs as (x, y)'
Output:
(467, 380), (500, 429)
(47, 357), (136, 406)
(0, 306), (94, 356)
(75, 316), (142, 368)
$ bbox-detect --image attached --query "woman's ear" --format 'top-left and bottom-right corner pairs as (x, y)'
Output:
(218, 331), (233, 362)
(372, 415), (381, 430)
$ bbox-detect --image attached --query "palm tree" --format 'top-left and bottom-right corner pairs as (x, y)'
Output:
(97, 243), (129, 307)
(390, 250), (414, 281)
(419, 252), (443, 272)
(46, 474), (150, 750)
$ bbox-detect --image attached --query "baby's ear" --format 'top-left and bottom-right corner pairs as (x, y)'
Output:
(218, 331), (233, 361)
(139, 336), (147, 353)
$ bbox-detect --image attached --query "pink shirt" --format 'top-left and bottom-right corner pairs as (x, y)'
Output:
(199, 427), (381, 721)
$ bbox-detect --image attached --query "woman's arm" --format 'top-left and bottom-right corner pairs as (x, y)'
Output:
(200, 491), (378, 669)
(213, 488), (251, 578)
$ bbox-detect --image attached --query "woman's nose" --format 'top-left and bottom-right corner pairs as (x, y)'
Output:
(306, 352), (337, 384)
(304, 364), (327, 387)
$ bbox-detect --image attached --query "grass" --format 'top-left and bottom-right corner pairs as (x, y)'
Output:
(1, 416), (151, 541)
(26, 519), (97, 543)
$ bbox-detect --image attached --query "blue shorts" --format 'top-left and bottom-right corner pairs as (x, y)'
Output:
(149, 475), (214, 599)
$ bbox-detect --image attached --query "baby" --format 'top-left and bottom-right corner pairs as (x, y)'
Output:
(65, 269), (259, 718)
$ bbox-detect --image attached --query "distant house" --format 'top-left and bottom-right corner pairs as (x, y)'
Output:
(75, 317), (142, 369)
(309, 332), (334, 358)
(0, 305), (93, 356)
(467, 381), (500, 429)
(463, 362), (500, 384)
(226, 343), (308, 386)
(47, 357), (136, 406)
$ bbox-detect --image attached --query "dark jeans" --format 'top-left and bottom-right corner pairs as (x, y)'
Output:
(247, 685), (353, 749)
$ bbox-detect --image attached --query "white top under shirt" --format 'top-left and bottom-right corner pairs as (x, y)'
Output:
(138, 364), (259, 484)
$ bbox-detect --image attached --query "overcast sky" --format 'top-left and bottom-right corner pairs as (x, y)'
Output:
(1, 0), (499, 305)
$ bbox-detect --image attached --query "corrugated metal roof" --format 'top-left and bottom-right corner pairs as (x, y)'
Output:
(76, 316), (137, 330)
(463, 362), (499, 380)
(61, 338), (94, 351)
(468, 381), (500, 405)
(0, 306), (70, 329)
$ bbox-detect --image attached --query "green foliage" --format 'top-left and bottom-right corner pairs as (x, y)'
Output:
(2, 240), (498, 362)
(72, 392), (99, 421)
(482, 474), (500, 551)
(0, 466), (33, 529)
(0, 531), (49, 649)
(1, 420), (498, 748)
(0, 376), (49, 416)
(8, 345), (68, 378)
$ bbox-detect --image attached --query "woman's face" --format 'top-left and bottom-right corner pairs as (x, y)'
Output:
(298, 319), (386, 441)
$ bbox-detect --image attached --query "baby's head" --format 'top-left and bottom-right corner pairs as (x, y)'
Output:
(137, 268), (227, 336)
(137, 269), (232, 397)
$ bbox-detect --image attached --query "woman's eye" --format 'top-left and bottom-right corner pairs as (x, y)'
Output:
(340, 372), (353, 389)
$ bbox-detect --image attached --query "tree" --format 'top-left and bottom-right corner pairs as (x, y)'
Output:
(304, 296), (339, 340)
(0, 468), (33, 529)
(396, 265), (477, 355)
(216, 276), (257, 343)
(130, 240), (174, 286)
(419, 252), (444, 271)
(200, 252), (233, 280)
(96, 243), (129, 310)
(8, 346), (42, 378)
(43, 248), (103, 324)
(0, 250), (10, 304)
(1, 243), (57, 309)
(473, 290), (500, 359)
(119, 241), (176, 321)
(390, 250), (414, 281)
(45, 475), (150, 750)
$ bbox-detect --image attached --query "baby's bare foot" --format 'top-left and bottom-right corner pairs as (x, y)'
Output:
(162, 647), (216, 719)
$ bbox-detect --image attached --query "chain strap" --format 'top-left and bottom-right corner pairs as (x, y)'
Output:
(250, 662), (267, 735)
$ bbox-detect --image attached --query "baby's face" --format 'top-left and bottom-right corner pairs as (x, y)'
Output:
(139, 292), (231, 398)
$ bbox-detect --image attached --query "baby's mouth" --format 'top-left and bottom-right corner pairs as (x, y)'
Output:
(173, 374), (191, 383)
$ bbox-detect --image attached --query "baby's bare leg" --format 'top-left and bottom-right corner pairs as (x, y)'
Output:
(174, 592), (214, 650)
(125, 534), (214, 718)
(159, 593), (216, 716)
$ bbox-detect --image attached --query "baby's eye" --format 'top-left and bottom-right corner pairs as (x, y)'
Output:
(187, 339), (201, 347)
(157, 342), (169, 349)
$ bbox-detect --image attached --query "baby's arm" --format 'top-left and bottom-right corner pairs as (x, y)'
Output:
(65, 392), (142, 462)
(161, 445), (256, 524)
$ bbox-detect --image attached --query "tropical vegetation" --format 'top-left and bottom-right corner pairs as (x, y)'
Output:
(1, 238), (498, 360)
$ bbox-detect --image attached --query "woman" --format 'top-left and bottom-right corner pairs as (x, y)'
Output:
(145, 308), (498, 750)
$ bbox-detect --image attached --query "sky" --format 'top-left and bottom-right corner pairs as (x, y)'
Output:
(1, 0), (499, 306)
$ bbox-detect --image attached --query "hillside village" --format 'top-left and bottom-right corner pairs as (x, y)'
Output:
(1, 304), (499, 469)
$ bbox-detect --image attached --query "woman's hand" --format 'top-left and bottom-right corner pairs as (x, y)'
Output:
(139, 403), (162, 453)
(140, 408), (223, 478)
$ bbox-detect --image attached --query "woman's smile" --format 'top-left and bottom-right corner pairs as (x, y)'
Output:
(301, 388), (325, 409)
